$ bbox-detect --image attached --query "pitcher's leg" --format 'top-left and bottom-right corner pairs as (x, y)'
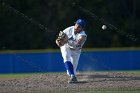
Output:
(71, 51), (80, 75)
(64, 61), (75, 76)
(60, 45), (75, 77)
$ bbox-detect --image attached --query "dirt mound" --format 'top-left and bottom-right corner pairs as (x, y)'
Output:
(0, 72), (140, 92)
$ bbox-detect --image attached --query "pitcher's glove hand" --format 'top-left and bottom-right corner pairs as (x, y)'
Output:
(55, 31), (68, 47)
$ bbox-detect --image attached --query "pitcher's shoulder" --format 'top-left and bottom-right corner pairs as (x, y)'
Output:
(79, 31), (87, 36)
(65, 26), (74, 30)
(63, 26), (74, 33)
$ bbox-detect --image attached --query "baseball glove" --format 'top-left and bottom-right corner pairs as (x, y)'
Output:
(56, 31), (68, 47)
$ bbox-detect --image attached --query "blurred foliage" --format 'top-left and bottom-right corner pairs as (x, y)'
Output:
(0, 0), (139, 50)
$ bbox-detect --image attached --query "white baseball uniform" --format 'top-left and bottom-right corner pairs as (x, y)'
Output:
(60, 26), (87, 76)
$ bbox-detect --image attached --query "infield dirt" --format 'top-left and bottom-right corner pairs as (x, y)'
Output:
(0, 72), (140, 92)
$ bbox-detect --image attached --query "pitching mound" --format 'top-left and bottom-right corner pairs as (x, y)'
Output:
(0, 72), (140, 92)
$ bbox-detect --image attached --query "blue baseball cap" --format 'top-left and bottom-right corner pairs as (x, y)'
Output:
(75, 19), (86, 28)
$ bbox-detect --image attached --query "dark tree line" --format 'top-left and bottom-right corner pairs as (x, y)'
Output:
(0, 0), (139, 50)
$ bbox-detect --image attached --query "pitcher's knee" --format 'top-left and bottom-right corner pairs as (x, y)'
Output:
(63, 56), (71, 63)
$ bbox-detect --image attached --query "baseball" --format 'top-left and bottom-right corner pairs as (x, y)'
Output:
(102, 25), (107, 30)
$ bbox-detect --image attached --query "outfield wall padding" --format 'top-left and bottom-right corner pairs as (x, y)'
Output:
(0, 50), (140, 73)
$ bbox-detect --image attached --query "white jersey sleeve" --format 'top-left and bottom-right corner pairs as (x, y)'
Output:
(63, 26), (74, 39)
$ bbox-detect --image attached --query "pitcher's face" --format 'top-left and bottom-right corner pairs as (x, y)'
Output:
(74, 24), (83, 33)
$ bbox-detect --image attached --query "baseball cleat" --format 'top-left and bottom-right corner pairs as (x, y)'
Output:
(68, 76), (78, 83)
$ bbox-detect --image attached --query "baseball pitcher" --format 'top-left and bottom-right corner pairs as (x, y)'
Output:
(56, 19), (87, 83)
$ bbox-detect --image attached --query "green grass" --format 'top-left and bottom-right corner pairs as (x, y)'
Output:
(0, 73), (40, 79)
(0, 70), (140, 79)
(79, 91), (140, 93)
(10, 90), (140, 93)
(22, 90), (140, 93)
(99, 70), (140, 74)
(125, 70), (140, 74)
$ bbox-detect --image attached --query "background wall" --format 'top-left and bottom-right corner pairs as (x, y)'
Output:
(0, 49), (140, 73)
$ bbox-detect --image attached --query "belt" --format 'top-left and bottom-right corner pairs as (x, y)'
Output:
(69, 47), (81, 51)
